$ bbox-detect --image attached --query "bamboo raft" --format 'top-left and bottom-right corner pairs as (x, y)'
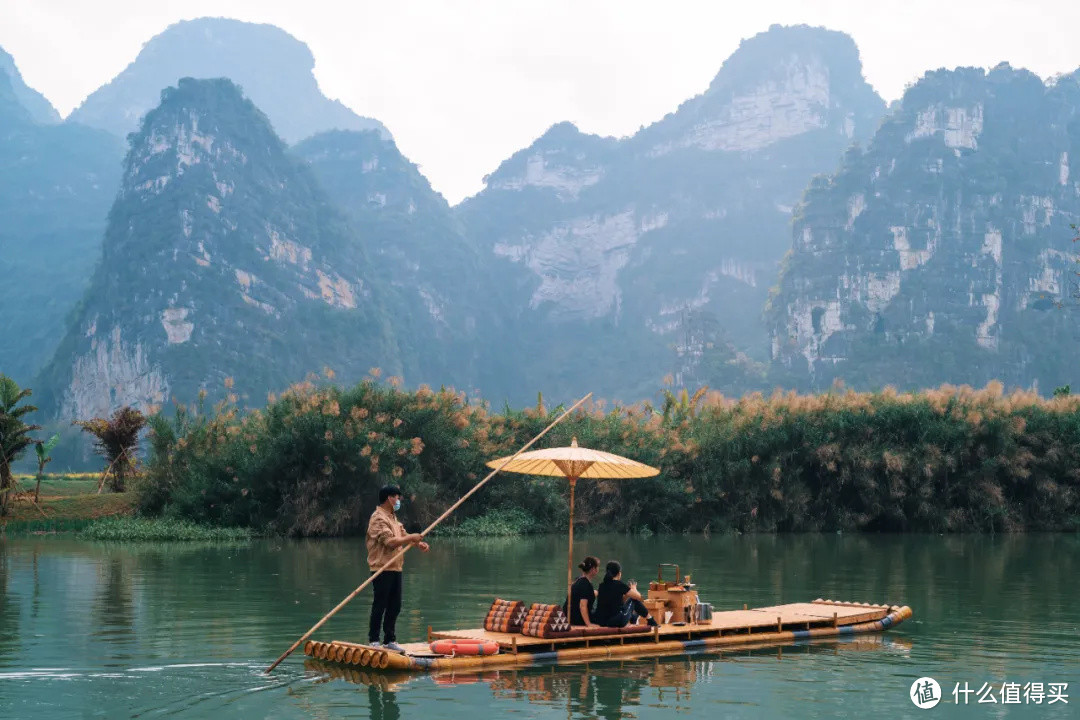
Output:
(305, 632), (913, 689)
(303, 598), (913, 673)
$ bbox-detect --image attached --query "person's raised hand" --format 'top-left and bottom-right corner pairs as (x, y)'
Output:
(418, 541), (430, 552)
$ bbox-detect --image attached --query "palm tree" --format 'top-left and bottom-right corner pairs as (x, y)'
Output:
(75, 407), (146, 492)
(33, 434), (60, 503)
(0, 375), (41, 515)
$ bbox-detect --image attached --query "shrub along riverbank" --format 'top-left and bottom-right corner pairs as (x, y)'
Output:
(136, 378), (1080, 536)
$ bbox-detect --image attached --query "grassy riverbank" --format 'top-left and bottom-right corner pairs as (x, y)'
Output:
(1, 474), (136, 534)
(136, 378), (1080, 536)
(1, 475), (250, 540)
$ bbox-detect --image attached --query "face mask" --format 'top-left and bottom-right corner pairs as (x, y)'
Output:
(393, 499), (402, 512)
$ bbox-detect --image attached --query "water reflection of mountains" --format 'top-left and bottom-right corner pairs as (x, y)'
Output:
(306, 634), (912, 713)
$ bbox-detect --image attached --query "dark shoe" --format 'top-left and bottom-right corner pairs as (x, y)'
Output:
(646, 617), (658, 627)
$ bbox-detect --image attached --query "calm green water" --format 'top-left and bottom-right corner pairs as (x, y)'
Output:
(1, 534), (1077, 719)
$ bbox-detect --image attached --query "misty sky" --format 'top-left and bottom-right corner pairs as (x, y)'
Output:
(2, 0), (1079, 203)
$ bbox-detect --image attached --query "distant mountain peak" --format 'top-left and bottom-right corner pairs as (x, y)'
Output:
(68, 17), (388, 143)
(43, 76), (396, 419)
(481, 122), (618, 199)
(641, 24), (882, 156)
(705, 24), (866, 96)
(0, 46), (60, 124)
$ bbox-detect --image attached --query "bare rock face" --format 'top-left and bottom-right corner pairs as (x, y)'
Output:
(459, 25), (885, 403)
(39, 78), (398, 418)
(60, 327), (169, 421)
(769, 65), (1080, 391)
(650, 56), (833, 155)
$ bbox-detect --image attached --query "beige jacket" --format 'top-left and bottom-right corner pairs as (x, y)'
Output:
(366, 505), (407, 572)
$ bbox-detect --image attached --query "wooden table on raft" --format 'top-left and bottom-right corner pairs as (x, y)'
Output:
(428, 600), (893, 652)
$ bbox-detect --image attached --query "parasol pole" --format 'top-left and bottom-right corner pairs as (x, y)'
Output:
(265, 391), (593, 674)
(566, 477), (576, 625)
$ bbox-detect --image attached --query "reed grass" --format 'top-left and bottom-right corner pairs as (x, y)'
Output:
(138, 376), (1080, 536)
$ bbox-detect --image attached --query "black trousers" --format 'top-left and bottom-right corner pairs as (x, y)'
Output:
(604, 598), (650, 628)
(368, 571), (403, 643)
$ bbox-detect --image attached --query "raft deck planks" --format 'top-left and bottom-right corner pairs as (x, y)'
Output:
(430, 601), (890, 649)
(304, 599), (910, 674)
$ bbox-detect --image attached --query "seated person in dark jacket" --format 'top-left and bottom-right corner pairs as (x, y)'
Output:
(593, 560), (658, 628)
(564, 555), (601, 626)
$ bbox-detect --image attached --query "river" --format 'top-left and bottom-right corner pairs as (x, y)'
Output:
(1, 533), (1077, 718)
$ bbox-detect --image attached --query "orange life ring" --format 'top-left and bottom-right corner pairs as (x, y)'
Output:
(429, 639), (500, 656)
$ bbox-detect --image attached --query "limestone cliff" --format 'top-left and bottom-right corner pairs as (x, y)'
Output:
(458, 25), (885, 403)
(38, 78), (398, 419)
(769, 64), (1080, 390)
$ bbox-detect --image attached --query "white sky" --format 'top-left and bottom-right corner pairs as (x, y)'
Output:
(2, 0), (1079, 203)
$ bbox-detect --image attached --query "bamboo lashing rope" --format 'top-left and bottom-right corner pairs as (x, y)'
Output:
(264, 391), (593, 673)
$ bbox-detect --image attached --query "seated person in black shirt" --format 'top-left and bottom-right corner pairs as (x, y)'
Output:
(563, 556), (601, 626)
(593, 560), (658, 628)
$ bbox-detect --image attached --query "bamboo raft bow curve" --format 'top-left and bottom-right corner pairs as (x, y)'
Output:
(303, 599), (913, 673)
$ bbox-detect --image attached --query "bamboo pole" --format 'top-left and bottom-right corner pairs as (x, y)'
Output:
(264, 391), (593, 674)
(566, 477), (576, 627)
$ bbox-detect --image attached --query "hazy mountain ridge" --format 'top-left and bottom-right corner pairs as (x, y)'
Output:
(458, 24), (886, 404)
(294, 130), (490, 392)
(0, 46), (60, 124)
(0, 55), (124, 386)
(9, 19), (1080, 440)
(68, 17), (388, 144)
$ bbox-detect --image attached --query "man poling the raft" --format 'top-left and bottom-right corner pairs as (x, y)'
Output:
(365, 485), (428, 653)
(264, 392), (596, 673)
